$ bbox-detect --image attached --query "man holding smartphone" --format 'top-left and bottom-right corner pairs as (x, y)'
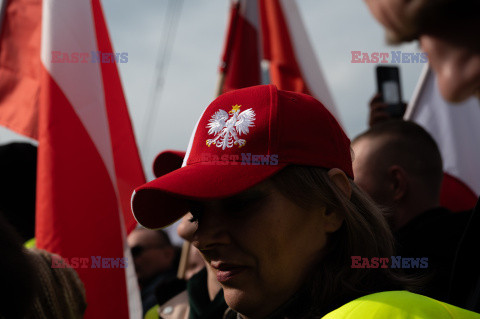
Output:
(371, 66), (407, 126)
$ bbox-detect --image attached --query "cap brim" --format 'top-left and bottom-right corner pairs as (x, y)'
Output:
(132, 163), (287, 229)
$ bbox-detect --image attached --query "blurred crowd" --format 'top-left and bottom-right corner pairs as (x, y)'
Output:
(1, 0), (480, 318)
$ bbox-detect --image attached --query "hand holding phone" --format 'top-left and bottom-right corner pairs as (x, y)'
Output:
(376, 66), (404, 118)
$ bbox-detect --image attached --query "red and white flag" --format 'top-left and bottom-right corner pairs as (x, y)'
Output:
(218, 0), (339, 121)
(405, 65), (480, 212)
(0, 0), (41, 138)
(0, 0), (144, 318)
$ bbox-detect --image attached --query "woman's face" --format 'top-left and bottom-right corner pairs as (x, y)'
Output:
(179, 181), (333, 318)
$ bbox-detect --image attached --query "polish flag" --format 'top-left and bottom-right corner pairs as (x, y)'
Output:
(405, 65), (480, 212)
(0, 0), (144, 318)
(218, 0), (339, 121)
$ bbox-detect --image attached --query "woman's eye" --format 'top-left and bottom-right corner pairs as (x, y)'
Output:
(229, 201), (251, 213)
(227, 196), (268, 215)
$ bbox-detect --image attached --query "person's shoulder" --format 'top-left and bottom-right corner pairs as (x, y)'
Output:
(156, 290), (189, 319)
(396, 207), (470, 244)
(322, 291), (480, 318)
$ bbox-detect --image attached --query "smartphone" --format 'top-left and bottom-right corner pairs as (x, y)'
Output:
(376, 66), (404, 118)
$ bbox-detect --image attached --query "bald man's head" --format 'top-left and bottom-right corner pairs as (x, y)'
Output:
(352, 121), (443, 208)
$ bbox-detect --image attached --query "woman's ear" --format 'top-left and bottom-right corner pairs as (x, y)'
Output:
(328, 168), (352, 199)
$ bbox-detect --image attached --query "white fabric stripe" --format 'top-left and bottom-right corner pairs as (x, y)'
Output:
(404, 64), (430, 120)
(124, 231), (142, 318)
(279, 0), (339, 121)
(183, 107), (210, 167)
(242, 0), (263, 86)
(405, 65), (480, 195)
(40, 0), (117, 189)
(240, 0), (260, 30)
(41, 1), (142, 317)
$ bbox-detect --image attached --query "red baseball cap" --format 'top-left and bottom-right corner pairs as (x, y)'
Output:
(152, 150), (186, 178)
(132, 85), (352, 229)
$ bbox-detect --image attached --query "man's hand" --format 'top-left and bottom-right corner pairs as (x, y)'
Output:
(369, 93), (406, 127)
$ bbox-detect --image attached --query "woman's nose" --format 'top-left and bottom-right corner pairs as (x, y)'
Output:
(190, 208), (231, 250)
(177, 213), (197, 242)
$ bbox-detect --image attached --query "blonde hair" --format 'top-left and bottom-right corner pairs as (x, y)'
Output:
(270, 165), (419, 316)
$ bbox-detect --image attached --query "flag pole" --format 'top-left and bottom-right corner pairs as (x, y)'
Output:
(214, 0), (239, 97)
(215, 71), (226, 97)
(0, 0), (8, 37)
(177, 240), (191, 279)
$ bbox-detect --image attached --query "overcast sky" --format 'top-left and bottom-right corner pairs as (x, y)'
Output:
(0, 0), (425, 180)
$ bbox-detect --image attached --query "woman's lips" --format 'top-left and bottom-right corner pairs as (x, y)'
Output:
(211, 262), (247, 283)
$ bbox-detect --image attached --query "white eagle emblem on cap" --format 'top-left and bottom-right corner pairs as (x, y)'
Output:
(206, 104), (256, 150)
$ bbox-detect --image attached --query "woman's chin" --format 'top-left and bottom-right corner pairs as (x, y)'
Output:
(223, 288), (274, 319)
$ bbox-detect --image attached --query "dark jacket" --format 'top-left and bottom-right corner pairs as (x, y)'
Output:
(394, 205), (479, 309)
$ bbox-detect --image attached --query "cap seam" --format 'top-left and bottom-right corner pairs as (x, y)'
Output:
(268, 85), (278, 157)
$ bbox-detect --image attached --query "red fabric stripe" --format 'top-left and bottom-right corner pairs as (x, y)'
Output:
(91, 0), (145, 234)
(440, 172), (477, 212)
(36, 66), (129, 318)
(259, 0), (311, 94)
(220, 1), (261, 94)
(0, 0), (42, 139)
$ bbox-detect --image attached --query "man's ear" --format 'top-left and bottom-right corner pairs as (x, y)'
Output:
(388, 165), (408, 201)
(328, 168), (352, 199)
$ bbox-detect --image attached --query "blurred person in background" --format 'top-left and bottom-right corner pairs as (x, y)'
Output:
(365, 1), (480, 310)
(1, 213), (87, 318)
(183, 244), (205, 281)
(0, 213), (38, 318)
(27, 248), (87, 318)
(364, 0), (480, 103)
(0, 142), (37, 242)
(128, 228), (178, 315)
(352, 120), (476, 304)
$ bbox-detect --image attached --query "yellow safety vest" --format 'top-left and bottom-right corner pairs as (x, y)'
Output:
(322, 291), (480, 318)
(24, 238), (36, 248)
(144, 305), (160, 319)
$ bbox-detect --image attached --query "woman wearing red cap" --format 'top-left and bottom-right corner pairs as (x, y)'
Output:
(132, 85), (479, 318)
